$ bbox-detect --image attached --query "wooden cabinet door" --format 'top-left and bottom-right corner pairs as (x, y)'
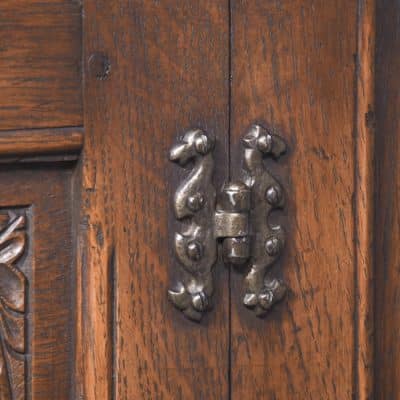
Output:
(79, 2), (231, 399)
(229, 2), (372, 399)
(1, 1), (400, 399)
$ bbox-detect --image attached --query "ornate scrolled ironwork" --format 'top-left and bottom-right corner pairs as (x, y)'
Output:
(169, 124), (287, 321)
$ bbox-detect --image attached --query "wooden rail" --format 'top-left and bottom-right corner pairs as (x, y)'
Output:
(0, 127), (84, 161)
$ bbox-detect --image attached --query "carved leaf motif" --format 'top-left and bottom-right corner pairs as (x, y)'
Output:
(0, 265), (25, 314)
(0, 213), (27, 400)
(0, 347), (12, 400)
(0, 302), (24, 353)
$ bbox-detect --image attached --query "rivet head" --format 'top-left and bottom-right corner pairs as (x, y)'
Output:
(266, 185), (282, 206)
(186, 241), (203, 261)
(256, 134), (272, 153)
(187, 193), (205, 211)
(265, 237), (282, 256)
(258, 291), (274, 310)
(88, 53), (111, 80)
(192, 292), (209, 312)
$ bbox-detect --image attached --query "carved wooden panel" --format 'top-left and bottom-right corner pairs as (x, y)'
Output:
(0, 211), (29, 400)
(0, 167), (76, 400)
(0, 0), (83, 398)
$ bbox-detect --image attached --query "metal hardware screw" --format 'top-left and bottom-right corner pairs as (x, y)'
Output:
(187, 193), (205, 211)
(265, 237), (281, 256)
(266, 185), (282, 206)
(192, 292), (209, 312)
(186, 241), (203, 261)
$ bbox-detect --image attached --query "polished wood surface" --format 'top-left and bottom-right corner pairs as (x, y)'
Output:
(0, 1), (83, 398)
(0, 0), (82, 130)
(229, 1), (369, 398)
(355, 1), (376, 398)
(375, 0), (400, 398)
(1, 1), (399, 399)
(0, 128), (83, 158)
(78, 1), (230, 399)
(0, 166), (76, 399)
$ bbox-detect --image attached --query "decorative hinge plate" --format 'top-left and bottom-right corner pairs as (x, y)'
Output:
(168, 124), (287, 321)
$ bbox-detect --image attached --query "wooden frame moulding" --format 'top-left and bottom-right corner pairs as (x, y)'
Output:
(0, 127), (84, 162)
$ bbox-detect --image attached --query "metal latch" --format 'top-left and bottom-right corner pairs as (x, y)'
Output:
(168, 124), (287, 321)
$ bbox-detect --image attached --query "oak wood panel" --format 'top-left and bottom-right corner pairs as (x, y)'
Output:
(78, 1), (230, 399)
(355, 1), (375, 398)
(230, 1), (361, 398)
(0, 0), (83, 130)
(375, 0), (400, 398)
(0, 166), (75, 399)
(0, 128), (83, 158)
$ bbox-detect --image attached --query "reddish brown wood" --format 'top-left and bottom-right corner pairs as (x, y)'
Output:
(78, 1), (230, 399)
(229, 1), (369, 398)
(0, 0), (82, 130)
(355, 1), (375, 398)
(375, 0), (400, 398)
(0, 1), (394, 398)
(0, 167), (75, 400)
(0, 128), (83, 157)
(0, 212), (26, 400)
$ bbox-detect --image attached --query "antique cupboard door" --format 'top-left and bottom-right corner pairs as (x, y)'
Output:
(79, 1), (231, 399)
(4, 0), (400, 399)
(230, 1), (375, 399)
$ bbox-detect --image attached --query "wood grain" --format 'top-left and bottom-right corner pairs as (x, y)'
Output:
(0, 0), (83, 130)
(78, 1), (230, 399)
(374, 0), (400, 398)
(230, 1), (359, 398)
(355, 1), (375, 398)
(0, 166), (75, 400)
(0, 128), (83, 158)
